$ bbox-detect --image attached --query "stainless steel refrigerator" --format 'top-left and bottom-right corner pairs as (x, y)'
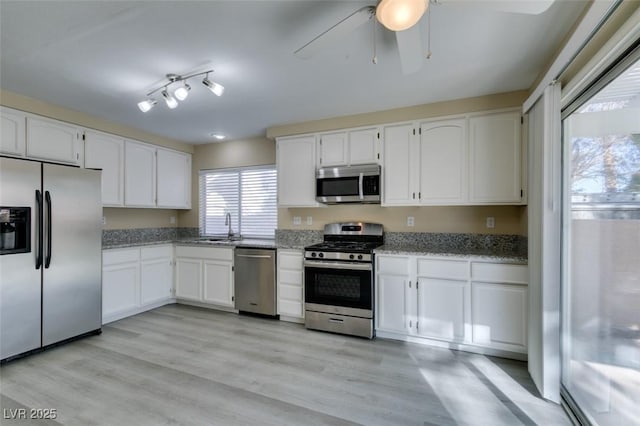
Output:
(0, 156), (102, 361)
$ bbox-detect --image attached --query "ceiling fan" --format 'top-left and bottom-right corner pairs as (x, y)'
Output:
(294, 0), (555, 74)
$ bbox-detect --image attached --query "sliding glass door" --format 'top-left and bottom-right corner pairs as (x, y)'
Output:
(561, 52), (640, 425)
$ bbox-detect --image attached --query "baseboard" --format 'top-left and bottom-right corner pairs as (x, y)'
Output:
(279, 315), (305, 324)
(102, 298), (176, 325)
(175, 299), (238, 314)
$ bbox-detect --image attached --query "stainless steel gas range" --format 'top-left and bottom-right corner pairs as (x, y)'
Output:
(304, 222), (384, 339)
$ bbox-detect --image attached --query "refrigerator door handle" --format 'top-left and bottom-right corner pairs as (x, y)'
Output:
(35, 190), (43, 270)
(45, 190), (52, 269)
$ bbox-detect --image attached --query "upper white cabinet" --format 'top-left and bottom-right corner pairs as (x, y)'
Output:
(124, 140), (157, 207)
(156, 148), (191, 209)
(382, 123), (417, 206)
(276, 135), (320, 207)
(0, 107), (26, 156)
(469, 111), (522, 203)
(419, 119), (467, 204)
(26, 116), (82, 165)
(317, 127), (380, 167)
(84, 130), (125, 206)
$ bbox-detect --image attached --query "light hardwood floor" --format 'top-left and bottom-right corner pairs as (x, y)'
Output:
(0, 304), (570, 425)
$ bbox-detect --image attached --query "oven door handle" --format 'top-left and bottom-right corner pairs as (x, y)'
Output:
(358, 172), (364, 200)
(304, 260), (371, 271)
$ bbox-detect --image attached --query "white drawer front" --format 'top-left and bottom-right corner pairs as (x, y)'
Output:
(175, 245), (233, 261)
(279, 269), (302, 286)
(103, 248), (140, 266)
(417, 258), (469, 280)
(376, 255), (409, 275)
(141, 245), (173, 260)
(279, 251), (303, 270)
(279, 285), (303, 301)
(471, 262), (527, 284)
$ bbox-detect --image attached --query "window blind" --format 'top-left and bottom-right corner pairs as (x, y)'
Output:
(199, 165), (277, 239)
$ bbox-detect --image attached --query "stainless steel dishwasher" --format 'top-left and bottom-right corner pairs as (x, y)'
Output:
(234, 248), (277, 317)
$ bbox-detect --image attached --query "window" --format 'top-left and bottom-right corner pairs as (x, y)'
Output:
(199, 165), (277, 239)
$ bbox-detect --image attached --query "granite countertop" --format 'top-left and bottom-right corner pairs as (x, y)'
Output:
(374, 244), (527, 264)
(103, 238), (280, 250)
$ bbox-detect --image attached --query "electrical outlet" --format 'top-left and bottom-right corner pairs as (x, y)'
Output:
(407, 216), (415, 227)
(169, 216), (176, 224)
(486, 217), (495, 228)
(293, 216), (301, 225)
(306, 216), (313, 225)
(102, 216), (106, 226)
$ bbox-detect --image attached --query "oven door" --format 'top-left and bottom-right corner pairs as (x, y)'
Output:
(304, 259), (372, 317)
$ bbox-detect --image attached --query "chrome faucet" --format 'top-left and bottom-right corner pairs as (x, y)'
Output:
(225, 212), (234, 238)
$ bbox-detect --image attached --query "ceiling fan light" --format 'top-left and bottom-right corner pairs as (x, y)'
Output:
(137, 99), (157, 113)
(203, 77), (225, 96)
(376, 0), (427, 32)
(174, 82), (191, 101)
(162, 89), (178, 109)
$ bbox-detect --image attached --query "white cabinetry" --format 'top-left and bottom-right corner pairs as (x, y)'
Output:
(317, 127), (380, 167)
(84, 130), (125, 206)
(140, 245), (174, 305)
(277, 249), (304, 321)
(469, 111), (522, 203)
(376, 254), (528, 359)
(156, 148), (191, 209)
(382, 123), (417, 205)
(0, 106), (26, 156)
(102, 245), (175, 324)
(26, 116), (82, 165)
(470, 262), (528, 352)
(124, 140), (157, 207)
(276, 135), (319, 207)
(175, 246), (235, 309)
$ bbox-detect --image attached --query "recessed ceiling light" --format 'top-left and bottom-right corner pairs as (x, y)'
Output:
(209, 133), (226, 140)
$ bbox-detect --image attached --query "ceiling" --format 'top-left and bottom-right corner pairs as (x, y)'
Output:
(0, 1), (588, 144)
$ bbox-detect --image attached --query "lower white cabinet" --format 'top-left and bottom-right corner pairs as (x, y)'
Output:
(277, 249), (304, 321)
(376, 254), (528, 358)
(175, 245), (235, 309)
(102, 244), (174, 324)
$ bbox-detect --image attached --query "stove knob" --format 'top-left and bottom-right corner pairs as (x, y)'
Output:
(319, 253), (324, 258)
(311, 252), (317, 258)
(349, 254), (355, 260)
(358, 255), (363, 260)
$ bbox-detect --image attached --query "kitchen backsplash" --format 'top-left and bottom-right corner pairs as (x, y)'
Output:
(103, 227), (198, 247)
(384, 232), (527, 256)
(275, 229), (323, 248)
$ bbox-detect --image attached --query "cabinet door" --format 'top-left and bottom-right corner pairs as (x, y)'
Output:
(419, 119), (467, 204)
(124, 140), (156, 207)
(84, 130), (125, 206)
(469, 111), (522, 203)
(318, 132), (347, 167)
(141, 258), (173, 305)
(382, 123), (418, 206)
(349, 127), (379, 165)
(175, 258), (202, 301)
(276, 136), (319, 207)
(277, 250), (304, 319)
(376, 273), (413, 334)
(471, 282), (527, 352)
(0, 107), (26, 156)
(156, 148), (191, 209)
(26, 116), (81, 165)
(203, 260), (234, 307)
(103, 262), (139, 319)
(417, 278), (470, 341)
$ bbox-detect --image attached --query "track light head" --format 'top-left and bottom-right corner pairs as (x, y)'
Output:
(137, 99), (157, 113)
(174, 81), (191, 101)
(202, 76), (224, 96)
(161, 89), (178, 109)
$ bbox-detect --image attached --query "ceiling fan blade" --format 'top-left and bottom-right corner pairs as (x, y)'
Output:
(396, 24), (424, 75)
(436, 0), (555, 15)
(294, 6), (376, 59)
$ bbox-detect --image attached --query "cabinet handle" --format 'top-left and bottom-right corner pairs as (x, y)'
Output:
(412, 192), (416, 199)
(408, 281), (411, 288)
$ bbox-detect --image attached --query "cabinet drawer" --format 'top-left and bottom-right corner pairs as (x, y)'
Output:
(279, 284), (303, 301)
(278, 251), (303, 270)
(141, 245), (173, 260)
(175, 245), (233, 261)
(279, 269), (302, 286)
(471, 262), (527, 284)
(376, 256), (409, 275)
(103, 248), (139, 266)
(417, 258), (468, 280)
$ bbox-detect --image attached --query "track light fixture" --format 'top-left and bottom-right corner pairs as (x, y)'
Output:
(137, 69), (224, 112)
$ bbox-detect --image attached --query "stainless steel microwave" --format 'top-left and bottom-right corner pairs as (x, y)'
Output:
(316, 164), (381, 204)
